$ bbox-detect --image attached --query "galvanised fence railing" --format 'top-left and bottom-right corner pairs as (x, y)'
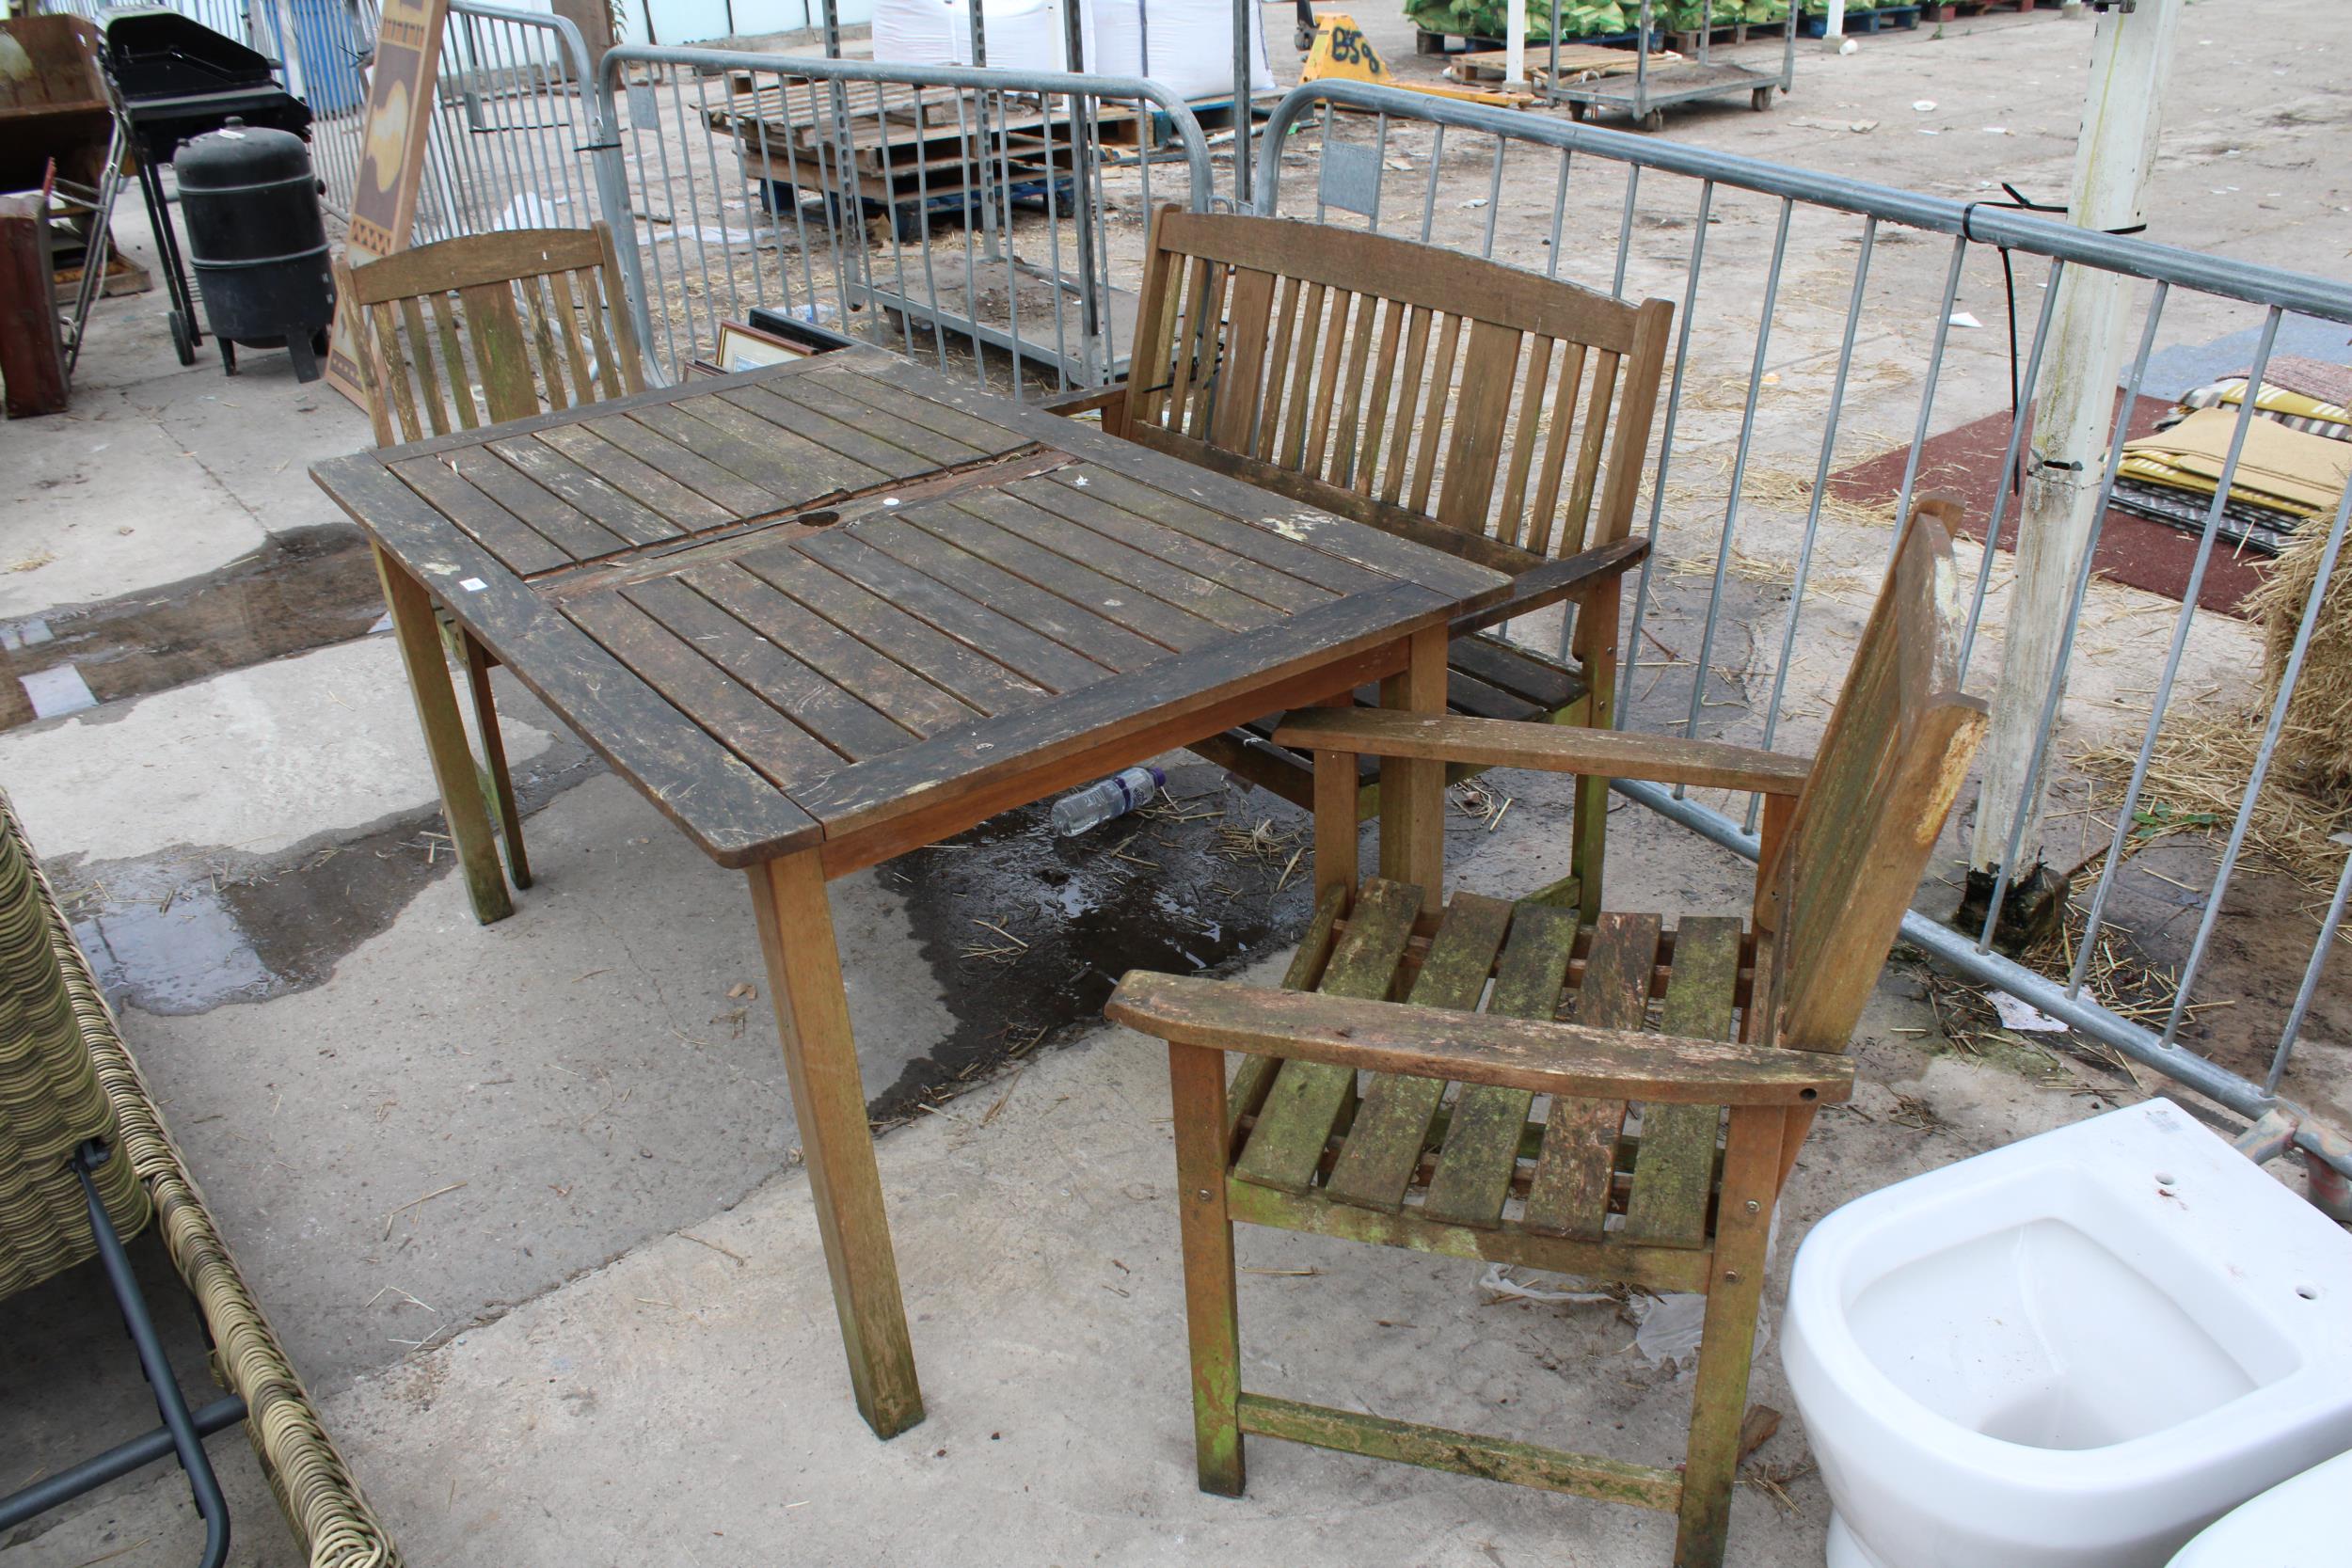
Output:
(1249, 79), (2352, 1205)
(588, 48), (1215, 394)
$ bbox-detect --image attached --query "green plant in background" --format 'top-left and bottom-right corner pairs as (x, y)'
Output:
(1652, 0), (1797, 27)
(1401, 0), (1629, 40)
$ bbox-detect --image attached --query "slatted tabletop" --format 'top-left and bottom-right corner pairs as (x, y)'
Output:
(312, 349), (1517, 868)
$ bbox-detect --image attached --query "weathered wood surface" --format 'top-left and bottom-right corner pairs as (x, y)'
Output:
(1107, 499), (1989, 1568)
(1108, 970), (1853, 1106)
(313, 352), (1511, 867)
(339, 225), (647, 455)
(1273, 710), (1814, 796)
(1236, 1393), (1682, 1512)
(1109, 207), (1672, 911)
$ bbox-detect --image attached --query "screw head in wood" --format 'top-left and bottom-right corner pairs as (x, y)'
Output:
(1745, 1199), (1760, 1213)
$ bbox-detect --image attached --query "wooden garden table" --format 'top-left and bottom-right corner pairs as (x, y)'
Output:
(311, 347), (1581, 1439)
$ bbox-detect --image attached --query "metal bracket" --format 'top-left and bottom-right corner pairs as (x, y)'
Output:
(0, 1143), (242, 1566)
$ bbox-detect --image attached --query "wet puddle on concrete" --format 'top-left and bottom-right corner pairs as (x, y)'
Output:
(875, 761), (1324, 1120)
(0, 524), (385, 730)
(66, 815), (479, 1013)
(56, 752), (1327, 1121)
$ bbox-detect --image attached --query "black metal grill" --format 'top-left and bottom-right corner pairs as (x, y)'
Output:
(102, 6), (313, 369)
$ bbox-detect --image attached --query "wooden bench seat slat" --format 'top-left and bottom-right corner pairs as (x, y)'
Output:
(1325, 892), (1516, 1212)
(1233, 879), (1423, 1196)
(1421, 902), (1577, 1228)
(1624, 916), (1740, 1249)
(1523, 911), (1656, 1239)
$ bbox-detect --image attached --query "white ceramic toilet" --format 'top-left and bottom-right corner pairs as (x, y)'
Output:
(2166, 1449), (2352, 1564)
(1782, 1099), (2352, 1568)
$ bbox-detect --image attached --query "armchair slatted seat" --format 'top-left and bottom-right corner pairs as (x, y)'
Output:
(1096, 207), (1674, 914)
(1106, 499), (1987, 1567)
(333, 225), (646, 918)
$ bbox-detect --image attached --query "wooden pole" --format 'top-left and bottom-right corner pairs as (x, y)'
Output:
(1966, 0), (2183, 933)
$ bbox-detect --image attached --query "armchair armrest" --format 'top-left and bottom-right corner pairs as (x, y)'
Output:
(1106, 973), (1851, 1107)
(1040, 385), (1127, 420)
(1452, 536), (1648, 636)
(1270, 711), (1814, 798)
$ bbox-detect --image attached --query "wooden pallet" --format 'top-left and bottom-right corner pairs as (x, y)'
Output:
(1800, 5), (1920, 36)
(1446, 42), (1680, 84)
(1664, 18), (1789, 51)
(709, 78), (1139, 182)
(1918, 0), (2047, 16)
(1415, 24), (1653, 56)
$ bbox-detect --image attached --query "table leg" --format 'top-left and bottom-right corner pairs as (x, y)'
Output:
(748, 850), (925, 1439)
(1376, 625), (1448, 897)
(373, 546), (512, 926)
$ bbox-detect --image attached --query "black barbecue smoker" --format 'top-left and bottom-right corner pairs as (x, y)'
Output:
(101, 8), (330, 378)
(172, 119), (334, 379)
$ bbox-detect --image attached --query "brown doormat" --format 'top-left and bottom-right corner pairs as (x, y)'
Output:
(1827, 393), (2269, 618)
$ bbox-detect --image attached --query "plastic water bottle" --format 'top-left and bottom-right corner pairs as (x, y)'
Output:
(1052, 765), (1166, 837)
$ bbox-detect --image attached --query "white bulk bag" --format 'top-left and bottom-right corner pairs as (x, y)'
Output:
(871, 0), (963, 64)
(875, 0), (1096, 71)
(1138, 0), (1271, 99)
(1092, 0), (1143, 76)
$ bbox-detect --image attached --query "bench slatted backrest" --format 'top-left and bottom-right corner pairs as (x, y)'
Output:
(1766, 497), (1988, 1053)
(1119, 206), (1675, 570)
(336, 225), (644, 448)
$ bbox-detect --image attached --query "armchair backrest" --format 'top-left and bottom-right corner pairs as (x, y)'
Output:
(1120, 207), (1674, 571)
(1766, 496), (1987, 1053)
(334, 225), (644, 449)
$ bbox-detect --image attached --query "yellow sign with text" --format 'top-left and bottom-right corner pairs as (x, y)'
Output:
(1299, 13), (1391, 85)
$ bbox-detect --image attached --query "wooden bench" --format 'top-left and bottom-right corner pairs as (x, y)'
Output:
(1086, 207), (1673, 913)
(1109, 498), (1988, 1568)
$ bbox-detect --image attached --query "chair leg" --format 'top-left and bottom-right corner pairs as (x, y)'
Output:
(1168, 1041), (1245, 1497)
(460, 632), (532, 890)
(1569, 587), (1619, 927)
(1672, 1107), (1784, 1568)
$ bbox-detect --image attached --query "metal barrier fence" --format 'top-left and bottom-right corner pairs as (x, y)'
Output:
(1251, 80), (2352, 1193)
(589, 47), (1215, 396)
(33, 0), (600, 239)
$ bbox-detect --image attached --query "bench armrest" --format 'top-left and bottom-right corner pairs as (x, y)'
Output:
(1107, 973), (1851, 1107)
(1452, 537), (1647, 636)
(1040, 385), (1127, 420)
(1269, 711), (1814, 799)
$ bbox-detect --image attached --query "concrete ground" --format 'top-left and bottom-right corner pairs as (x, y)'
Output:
(0, 8), (2341, 1566)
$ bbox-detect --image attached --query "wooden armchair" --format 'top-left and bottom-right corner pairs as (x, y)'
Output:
(1095, 207), (1673, 914)
(1105, 499), (1987, 1568)
(333, 225), (645, 920)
